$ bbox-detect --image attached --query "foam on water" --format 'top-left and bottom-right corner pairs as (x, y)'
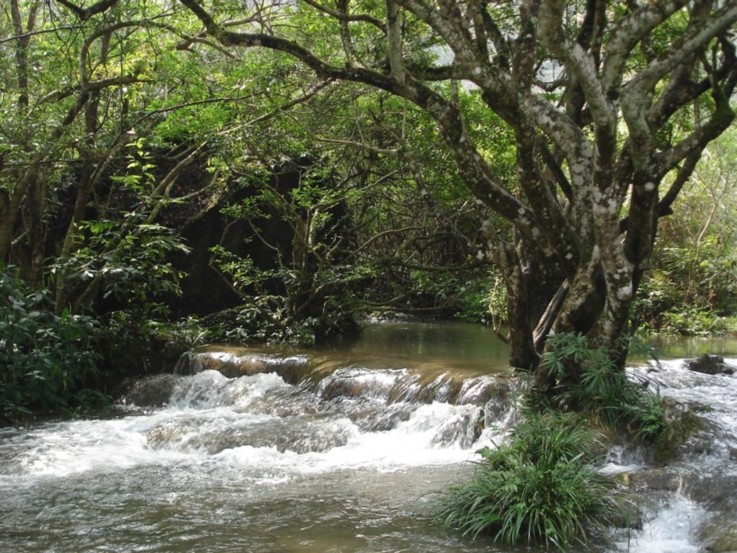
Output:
(188, 401), (487, 477)
(1, 370), (493, 483)
(168, 369), (292, 410)
(6, 414), (194, 478)
(4, 352), (735, 553)
(613, 496), (707, 553)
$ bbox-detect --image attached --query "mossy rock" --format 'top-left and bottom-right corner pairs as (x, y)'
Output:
(700, 521), (737, 552)
(652, 397), (704, 464)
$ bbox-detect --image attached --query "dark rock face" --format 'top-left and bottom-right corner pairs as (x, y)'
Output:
(117, 374), (180, 407)
(684, 354), (736, 375)
(168, 158), (357, 320)
(170, 165), (301, 316)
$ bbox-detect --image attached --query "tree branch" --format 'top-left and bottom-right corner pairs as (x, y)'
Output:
(56, 0), (119, 21)
(301, 0), (384, 29)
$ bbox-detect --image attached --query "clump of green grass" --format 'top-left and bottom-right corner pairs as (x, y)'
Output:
(540, 332), (668, 443)
(433, 411), (618, 551)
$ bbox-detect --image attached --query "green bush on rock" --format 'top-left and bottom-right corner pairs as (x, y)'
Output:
(433, 334), (669, 550)
(433, 411), (618, 550)
(539, 333), (667, 443)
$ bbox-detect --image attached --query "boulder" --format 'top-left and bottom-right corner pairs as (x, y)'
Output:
(684, 354), (736, 376)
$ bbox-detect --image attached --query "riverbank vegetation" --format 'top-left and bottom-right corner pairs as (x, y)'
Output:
(1, 1), (735, 420)
(433, 410), (618, 551)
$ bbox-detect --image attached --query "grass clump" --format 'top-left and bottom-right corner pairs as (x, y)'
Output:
(539, 333), (668, 443)
(433, 333), (668, 549)
(434, 411), (618, 551)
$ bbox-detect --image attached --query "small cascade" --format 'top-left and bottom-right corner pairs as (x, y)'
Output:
(617, 357), (737, 551)
(127, 362), (512, 458)
(174, 348), (312, 381)
(137, 347), (519, 455)
(612, 496), (707, 553)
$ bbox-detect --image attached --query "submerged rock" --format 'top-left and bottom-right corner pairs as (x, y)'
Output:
(684, 354), (736, 376)
(147, 415), (353, 454)
(617, 467), (686, 494)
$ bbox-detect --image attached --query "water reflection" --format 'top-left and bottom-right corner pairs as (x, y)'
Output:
(648, 335), (737, 359)
(340, 321), (737, 369)
(328, 321), (511, 373)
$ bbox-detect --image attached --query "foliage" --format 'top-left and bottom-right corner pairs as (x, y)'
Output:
(94, 310), (198, 378)
(208, 239), (362, 346)
(660, 308), (734, 337)
(633, 242), (737, 336)
(79, 220), (193, 376)
(633, 127), (737, 335)
(1, 0), (735, 418)
(433, 411), (618, 551)
(55, 216), (190, 314)
(538, 333), (667, 443)
(0, 267), (104, 420)
(450, 270), (497, 324)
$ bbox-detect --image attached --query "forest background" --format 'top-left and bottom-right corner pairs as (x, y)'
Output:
(1, 0), (737, 418)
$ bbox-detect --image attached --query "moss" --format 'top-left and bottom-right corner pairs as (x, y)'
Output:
(652, 398), (704, 464)
(700, 521), (737, 553)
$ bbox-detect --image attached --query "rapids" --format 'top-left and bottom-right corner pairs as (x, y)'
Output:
(1, 322), (737, 552)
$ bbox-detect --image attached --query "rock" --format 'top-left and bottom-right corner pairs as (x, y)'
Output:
(173, 351), (203, 375)
(319, 374), (375, 400)
(117, 374), (180, 407)
(701, 521), (737, 552)
(618, 467), (685, 493)
(684, 354), (736, 375)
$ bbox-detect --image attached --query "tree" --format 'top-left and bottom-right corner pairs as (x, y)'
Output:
(178, 0), (737, 386)
(634, 125), (737, 334)
(0, 0), (142, 276)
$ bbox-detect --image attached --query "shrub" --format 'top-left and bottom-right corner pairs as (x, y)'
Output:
(433, 412), (618, 550)
(660, 307), (732, 336)
(0, 267), (103, 420)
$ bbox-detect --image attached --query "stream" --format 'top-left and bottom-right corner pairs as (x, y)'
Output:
(2, 322), (737, 552)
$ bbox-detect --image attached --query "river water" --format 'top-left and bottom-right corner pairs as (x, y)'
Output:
(2, 322), (737, 553)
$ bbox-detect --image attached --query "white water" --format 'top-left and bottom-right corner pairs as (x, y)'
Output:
(2, 353), (737, 552)
(616, 357), (737, 553)
(618, 497), (706, 553)
(0, 368), (504, 552)
(5, 370), (487, 476)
